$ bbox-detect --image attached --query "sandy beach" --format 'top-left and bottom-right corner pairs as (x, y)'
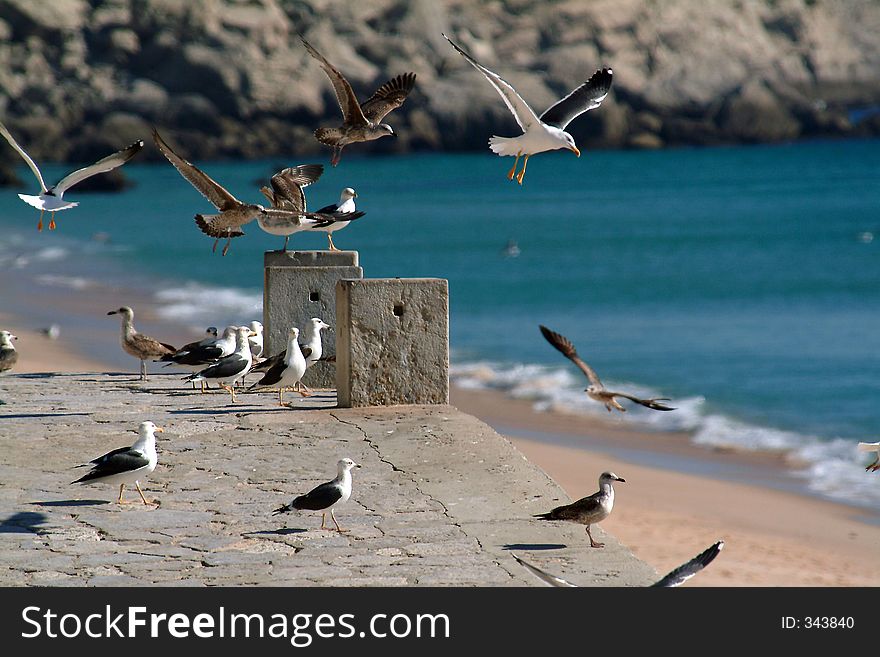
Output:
(3, 293), (880, 586)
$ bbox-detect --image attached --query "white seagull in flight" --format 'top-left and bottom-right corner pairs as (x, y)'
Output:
(442, 33), (612, 185)
(0, 120), (143, 231)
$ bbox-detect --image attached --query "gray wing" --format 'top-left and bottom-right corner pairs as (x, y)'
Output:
(194, 215), (246, 239)
(0, 120), (47, 191)
(153, 128), (241, 210)
(651, 541), (724, 587)
(511, 553), (577, 587)
(540, 67), (613, 130)
(301, 38), (369, 127)
(54, 140), (144, 195)
(360, 73), (417, 123)
(539, 325), (603, 389)
(442, 33), (540, 133)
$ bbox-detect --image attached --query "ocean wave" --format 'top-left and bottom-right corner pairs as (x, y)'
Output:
(153, 282), (263, 328)
(450, 358), (880, 508)
(35, 274), (97, 290)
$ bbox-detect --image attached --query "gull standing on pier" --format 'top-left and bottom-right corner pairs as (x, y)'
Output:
(0, 331), (18, 373)
(442, 33), (611, 185)
(72, 421), (163, 505)
(312, 188), (359, 251)
(185, 326), (254, 402)
(302, 38), (416, 166)
(153, 128), (264, 256)
(107, 307), (177, 380)
(858, 442), (880, 472)
(247, 321), (264, 359)
(512, 540), (724, 587)
(160, 326), (237, 391)
(0, 121), (143, 231)
(539, 325), (675, 413)
(248, 327), (308, 405)
(273, 458), (361, 532)
(534, 471), (625, 548)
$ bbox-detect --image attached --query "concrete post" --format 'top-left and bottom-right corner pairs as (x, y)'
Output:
(336, 278), (449, 407)
(263, 250), (363, 389)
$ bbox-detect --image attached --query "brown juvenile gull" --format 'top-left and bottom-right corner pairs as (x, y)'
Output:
(302, 38), (416, 166)
(534, 471), (625, 548)
(539, 324), (675, 413)
(0, 120), (143, 231)
(107, 307), (176, 381)
(0, 330), (18, 373)
(72, 421), (163, 505)
(442, 33), (611, 185)
(858, 442), (880, 472)
(153, 128), (264, 256)
(512, 540), (724, 587)
(258, 165), (365, 250)
(273, 458), (361, 532)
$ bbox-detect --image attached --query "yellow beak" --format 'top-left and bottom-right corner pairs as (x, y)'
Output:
(570, 146), (581, 157)
(155, 427), (165, 433)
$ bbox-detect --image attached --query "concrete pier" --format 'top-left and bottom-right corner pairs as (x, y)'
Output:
(0, 373), (657, 587)
(336, 278), (449, 408)
(263, 250), (362, 389)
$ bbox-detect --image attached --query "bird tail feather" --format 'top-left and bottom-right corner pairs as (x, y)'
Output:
(488, 136), (520, 156)
(315, 128), (344, 146)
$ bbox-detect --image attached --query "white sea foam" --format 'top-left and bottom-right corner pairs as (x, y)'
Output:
(35, 274), (97, 290)
(154, 282), (262, 329)
(450, 359), (880, 509)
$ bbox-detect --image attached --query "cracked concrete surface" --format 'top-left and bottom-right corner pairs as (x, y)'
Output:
(0, 372), (656, 586)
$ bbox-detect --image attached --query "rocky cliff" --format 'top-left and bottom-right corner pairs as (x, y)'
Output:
(0, 0), (878, 172)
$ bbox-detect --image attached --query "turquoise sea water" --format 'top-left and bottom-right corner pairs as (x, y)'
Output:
(1, 139), (879, 506)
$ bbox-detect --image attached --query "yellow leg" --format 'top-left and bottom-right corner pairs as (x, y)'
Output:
(320, 512), (327, 530)
(331, 509), (345, 532)
(117, 484), (129, 504)
(507, 151), (521, 180)
(37, 209), (44, 232)
(135, 481), (150, 505)
(48, 212), (56, 230)
(278, 388), (284, 406)
(327, 234), (338, 251)
(516, 155), (530, 185)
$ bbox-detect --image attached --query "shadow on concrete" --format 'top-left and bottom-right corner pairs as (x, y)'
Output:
(0, 412), (91, 420)
(0, 511), (48, 534)
(168, 407), (278, 415)
(502, 543), (567, 551)
(31, 500), (109, 508)
(243, 528), (307, 537)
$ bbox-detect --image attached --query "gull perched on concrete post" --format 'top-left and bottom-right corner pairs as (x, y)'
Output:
(539, 325), (675, 413)
(107, 306), (177, 380)
(858, 442), (880, 472)
(442, 33), (612, 185)
(0, 120), (143, 231)
(313, 188), (359, 251)
(534, 471), (625, 548)
(273, 458), (361, 532)
(302, 38), (416, 167)
(72, 421), (163, 505)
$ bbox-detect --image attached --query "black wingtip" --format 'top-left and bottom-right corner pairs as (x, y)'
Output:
(272, 504), (290, 516)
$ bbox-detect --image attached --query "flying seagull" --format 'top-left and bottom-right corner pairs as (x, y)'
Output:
(534, 471), (625, 548)
(257, 165), (365, 250)
(153, 128), (265, 256)
(0, 330), (18, 373)
(0, 120), (143, 230)
(72, 421), (163, 505)
(312, 188), (359, 251)
(539, 324), (675, 413)
(512, 540), (725, 587)
(858, 442), (880, 472)
(302, 38), (416, 166)
(442, 33), (612, 185)
(273, 458), (361, 532)
(107, 306), (176, 381)
(184, 326), (255, 402)
(248, 326), (308, 405)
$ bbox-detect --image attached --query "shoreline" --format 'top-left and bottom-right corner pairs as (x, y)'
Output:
(4, 290), (880, 585)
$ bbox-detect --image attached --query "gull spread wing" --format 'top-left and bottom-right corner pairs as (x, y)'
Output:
(361, 72), (417, 123)
(612, 391), (676, 411)
(194, 215), (246, 239)
(511, 554), (577, 587)
(269, 164), (324, 213)
(539, 325), (603, 389)
(301, 38), (369, 127)
(651, 541), (724, 588)
(0, 120), (48, 192)
(540, 67), (613, 130)
(54, 140), (144, 195)
(153, 129), (241, 210)
(443, 33), (540, 133)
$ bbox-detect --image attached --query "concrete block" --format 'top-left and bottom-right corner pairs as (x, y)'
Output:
(336, 278), (449, 407)
(263, 250), (363, 389)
